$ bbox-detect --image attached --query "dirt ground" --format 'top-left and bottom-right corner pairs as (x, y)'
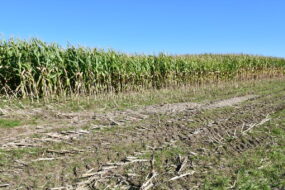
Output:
(0, 78), (285, 190)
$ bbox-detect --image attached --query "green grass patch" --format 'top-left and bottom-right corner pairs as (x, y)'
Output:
(0, 119), (21, 128)
(203, 109), (285, 190)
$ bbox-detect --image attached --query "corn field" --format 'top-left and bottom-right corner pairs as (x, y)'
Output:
(0, 39), (284, 98)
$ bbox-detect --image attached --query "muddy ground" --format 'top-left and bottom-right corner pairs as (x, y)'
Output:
(0, 78), (285, 190)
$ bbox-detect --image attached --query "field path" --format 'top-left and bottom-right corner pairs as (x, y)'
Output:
(0, 79), (285, 189)
(0, 95), (256, 149)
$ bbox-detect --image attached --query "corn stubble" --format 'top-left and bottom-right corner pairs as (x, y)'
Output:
(0, 38), (284, 99)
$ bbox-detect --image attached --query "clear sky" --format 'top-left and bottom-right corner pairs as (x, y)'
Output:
(1, 0), (284, 57)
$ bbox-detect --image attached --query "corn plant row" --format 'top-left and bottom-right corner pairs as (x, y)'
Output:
(0, 38), (284, 98)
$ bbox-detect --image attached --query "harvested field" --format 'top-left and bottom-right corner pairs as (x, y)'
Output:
(0, 77), (285, 189)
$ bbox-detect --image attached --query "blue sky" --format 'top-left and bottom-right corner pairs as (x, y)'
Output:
(1, 0), (284, 57)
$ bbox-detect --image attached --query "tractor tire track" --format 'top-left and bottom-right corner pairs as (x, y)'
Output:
(1, 91), (285, 189)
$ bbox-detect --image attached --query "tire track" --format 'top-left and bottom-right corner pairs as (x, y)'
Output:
(1, 91), (285, 189)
